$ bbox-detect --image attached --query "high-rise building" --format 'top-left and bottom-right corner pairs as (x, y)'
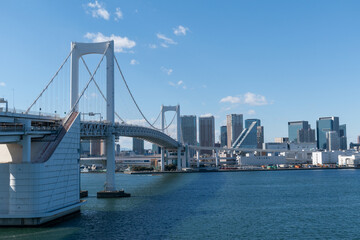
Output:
(339, 124), (347, 150)
(316, 117), (340, 150)
(288, 121), (315, 143)
(220, 126), (227, 147)
(326, 131), (340, 151)
(181, 115), (197, 145)
(232, 121), (258, 149)
(227, 114), (243, 147)
(133, 138), (144, 155)
(257, 126), (264, 149)
(152, 144), (161, 154)
(199, 116), (215, 154)
(245, 119), (261, 129)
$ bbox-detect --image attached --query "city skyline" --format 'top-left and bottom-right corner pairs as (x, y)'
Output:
(1, 1), (360, 148)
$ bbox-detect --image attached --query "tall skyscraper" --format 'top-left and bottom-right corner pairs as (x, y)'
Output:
(288, 121), (315, 143)
(220, 126), (227, 147)
(326, 131), (340, 151)
(199, 116), (215, 154)
(339, 124), (347, 150)
(227, 114), (243, 148)
(133, 138), (144, 155)
(245, 119), (261, 129)
(181, 115), (197, 145)
(232, 121), (258, 149)
(316, 117), (340, 150)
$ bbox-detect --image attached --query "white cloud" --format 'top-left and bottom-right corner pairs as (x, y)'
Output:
(247, 109), (256, 115)
(173, 25), (189, 36)
(200, 113), (213, 118)
(220, 96), (241, 104)
(87, 1), (110, 20)
(90, 92), (97, 98)
(0, 82), (5, 87)
(169, 80), (187, 89)
(161, 66), (173, 75)
(84, 32), (136, 53)
(130, 59), (139, 65)
(149, 44), (157, 49)
(114, 7), (123, 20)
(157, 33), (177, 47)
(243, 92), (268, 106)
(220, 92), (268, 106)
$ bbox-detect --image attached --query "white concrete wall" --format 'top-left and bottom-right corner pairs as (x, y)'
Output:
(1, 115), (80, 216)
(238, 155), (286, 166)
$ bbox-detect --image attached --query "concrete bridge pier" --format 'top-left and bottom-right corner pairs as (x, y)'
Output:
(177, 147), (181, 171)
(196, 150), (200, 168)
(161, 147), (165, 171)
(19, 119), (31, 163)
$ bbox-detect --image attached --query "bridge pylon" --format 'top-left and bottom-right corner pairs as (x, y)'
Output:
(70, 41), (129, 197)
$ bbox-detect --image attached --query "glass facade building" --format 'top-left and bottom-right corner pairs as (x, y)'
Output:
(199, 116), (215, 154)
(316, 117), (339, 150)
(226, 114), (243, 148)
(181, 115), (197, 145)
(220, 126), (227, 147)
(245, 119), (261, 129)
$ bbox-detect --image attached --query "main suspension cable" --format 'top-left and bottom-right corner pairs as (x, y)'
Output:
(26, 46), (75, 114)
(114, 55), (163, 130)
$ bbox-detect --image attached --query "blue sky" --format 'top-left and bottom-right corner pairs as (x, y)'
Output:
(0, 0), (359, 148)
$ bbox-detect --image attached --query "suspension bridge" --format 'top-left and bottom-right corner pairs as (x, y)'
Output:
(0, 41), (191, 226)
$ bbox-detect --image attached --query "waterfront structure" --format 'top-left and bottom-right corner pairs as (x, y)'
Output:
(133, 138), (144, 155)
(232, 121), (258, 149)
(226, 114), (243, 148)
(237, 153), (286, 166)
(220, 126), (227, 147)
(312, 151), (342, 165)
(288, 121), (315, 143)
(338, 154), (360, 167)
(316, 117), (339, 150)
(199, 116), (215, 154)
(263, 142), (288, 150)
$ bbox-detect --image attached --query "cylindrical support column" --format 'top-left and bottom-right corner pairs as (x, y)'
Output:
(177, 147), (182, 171)
(105, 135), (116, 191)
(20, 119), (31, 163)
(196, 150), (200, 168)
(161, 147), (165, 171)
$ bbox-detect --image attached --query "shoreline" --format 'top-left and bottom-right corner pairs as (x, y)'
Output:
(81, 167), (360, 174)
